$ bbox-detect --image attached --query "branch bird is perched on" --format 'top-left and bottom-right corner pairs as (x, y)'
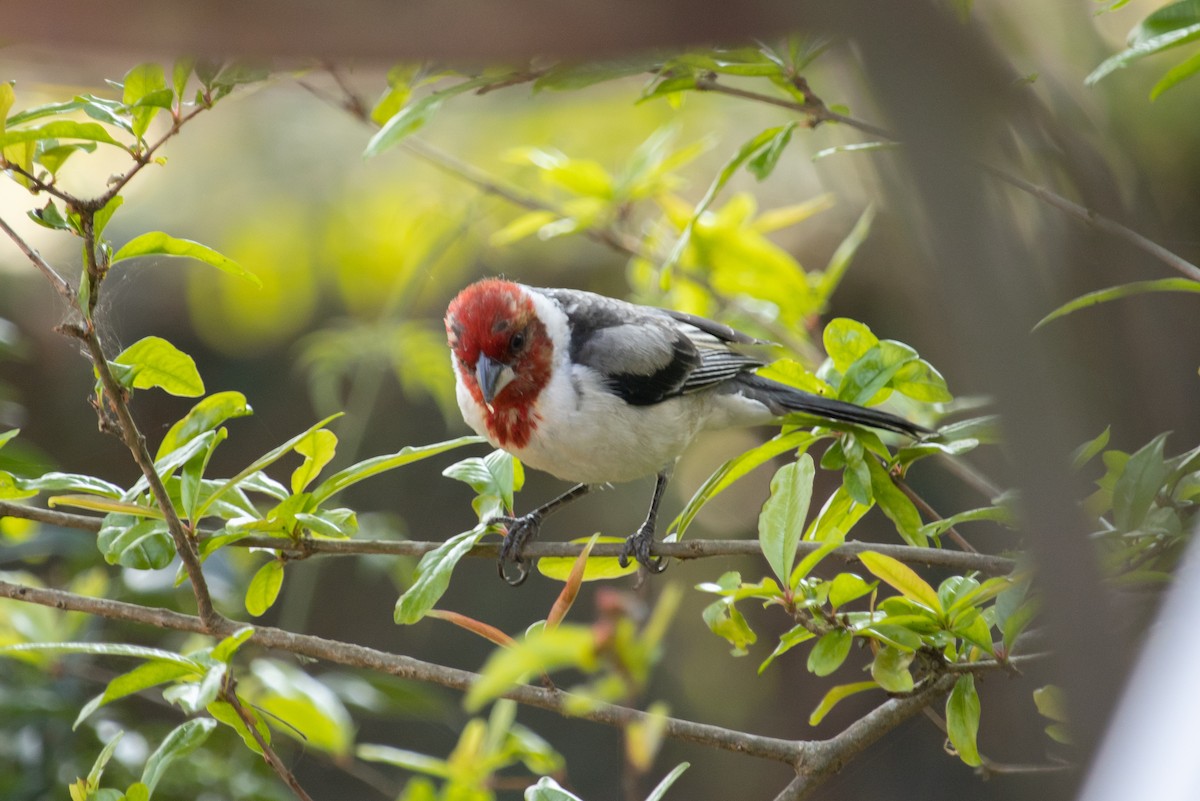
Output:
(445, 278), (928, 585)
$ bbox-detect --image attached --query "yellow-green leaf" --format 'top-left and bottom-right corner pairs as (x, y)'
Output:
(291, 429), (337, 494)
(537, 536), (638, 582)
(808, 681), (879, 726)
(245, 561), (284, 617)
(112, 336), (205, 397)
(858, 551), (942, 613)
(112, 232), (261, 287)
(946, 674), (982, 766)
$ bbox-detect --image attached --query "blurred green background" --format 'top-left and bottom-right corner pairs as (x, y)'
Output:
(3, 2), (1200, 799)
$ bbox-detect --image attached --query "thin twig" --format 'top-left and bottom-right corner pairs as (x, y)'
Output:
(0, 215), (80, 312)
(693, 73), (1200, 283)
(894, 476), (979, 553)
(223, 680), (315, 801)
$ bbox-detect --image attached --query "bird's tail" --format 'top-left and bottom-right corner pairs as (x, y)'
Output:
(738, 374), (930, 437)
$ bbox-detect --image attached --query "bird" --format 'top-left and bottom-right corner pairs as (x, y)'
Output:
(445, 278), (929, 585)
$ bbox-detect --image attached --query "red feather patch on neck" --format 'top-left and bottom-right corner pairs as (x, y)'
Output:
(446, 279), (554, 449)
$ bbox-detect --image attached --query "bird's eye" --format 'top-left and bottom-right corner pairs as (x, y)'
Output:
(510, 330), (526, 352)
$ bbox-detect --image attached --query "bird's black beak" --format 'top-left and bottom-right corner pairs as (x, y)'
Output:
(475, 353), (515, 410)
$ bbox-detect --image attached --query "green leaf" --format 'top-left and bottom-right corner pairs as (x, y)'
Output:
(812, 141), (900, 161)
(97, 515), (174, 570)
(660, 124), (797, 277)
(673, 430), (817, 539)
(157, 391), (253, 460)
(701, 597), (757, 656)
(838, 340), (917, 406)
(534, 58), (660, 91)
(248, 659), (354, 756)
(746, 122), (796, 180)
(1072, 426), (1111, 470)
(111, 232), (260, 286)
(806, 629), (852, 676)
(537, 535), (638, 581)
(804, 485), (871, 542)
(813, 205), (874, 307)
(0, 82), (14, 131)
(196, 414), (341, 518)
(858, 551), (942, 613)
(1087, 20), (1200, 85)
(395, 524), (489, 624)
(85, 730), (124, 791)
(1151, 47), (1200, 98)
(123, 63), (167, 139)
(840, 436), (873, 505)
(172, 58), (195, 101)
(1036, 278), (1200, 329)
(0, 120), (122, 148)
(758, 624), (815, 673)
(828, 572), (875, 608)
(867, 459), (925, 547)
(789, 530), (846, 586)
(0, 640), (200, 665)
(111, 336), (204, 397)
(870, 646), (915, 692)
(356, 744), (451, 778)
(1112, 433), (1171, 532)
(758, 455), (815, 585)
(290, 429), (337, 494)
(919, 504), (1013, 541)
(17, 471), (124, 497)
(245, 560), (285, 617)
(75, 660), (199, 728)
(466, 624), (598, 711)
(524, 777), (586, 801)
(207, 698), (270, 755)
(644, 762), (690, 801)
(141, 719), (217, 794)
(294, 508), (357, 539)
(442, 447), (521, 520)
(364, 75), (493, 159)
(808, 681), (879, 726)
(92, 195), (124, 241)
(946, 674), (982, 766)
(311, 435), (481, 505)
(823, 318), (879, 373)
(212, 626), (255, 663)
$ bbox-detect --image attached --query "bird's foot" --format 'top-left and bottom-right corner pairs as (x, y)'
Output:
(490, 511), (543, 586)
(618, 525), (667, 574)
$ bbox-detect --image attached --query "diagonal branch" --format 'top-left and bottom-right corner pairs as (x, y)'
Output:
(693, 74), (1200, 284)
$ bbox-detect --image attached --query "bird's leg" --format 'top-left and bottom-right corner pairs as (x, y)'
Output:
(491, 483), (591, 586)
(619, 468), (671, 574)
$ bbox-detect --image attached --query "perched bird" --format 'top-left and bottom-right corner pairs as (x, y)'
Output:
(445, 278), (928, 585)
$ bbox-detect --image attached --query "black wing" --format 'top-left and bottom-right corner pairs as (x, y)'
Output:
(537, 288), (763, 407)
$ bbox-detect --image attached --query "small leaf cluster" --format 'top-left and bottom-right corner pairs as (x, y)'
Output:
(358, 699), (564, 801)
(1087, 0), (1200, 99)
(1076, 428), (1200, 584)
(1, 385), (479, 619)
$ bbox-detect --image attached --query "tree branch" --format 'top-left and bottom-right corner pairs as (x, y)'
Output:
(694, 73), (1200, 284)
(0, 501), (1016, 575)
(0, 215), (80, 314)
(0, 578), (799, 764)
(222, 680), (315, 801)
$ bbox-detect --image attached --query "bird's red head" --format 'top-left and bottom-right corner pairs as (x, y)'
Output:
(445, 279), (553, 448)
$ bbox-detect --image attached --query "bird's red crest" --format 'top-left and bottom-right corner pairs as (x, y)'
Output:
(445, 279), (553, 448)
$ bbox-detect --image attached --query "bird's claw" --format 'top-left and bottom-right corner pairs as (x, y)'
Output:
(618, 527), (667, 574)
(491, 512), (542, 587)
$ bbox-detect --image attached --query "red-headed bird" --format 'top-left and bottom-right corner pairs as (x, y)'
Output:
(445, 278), (927, 584)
